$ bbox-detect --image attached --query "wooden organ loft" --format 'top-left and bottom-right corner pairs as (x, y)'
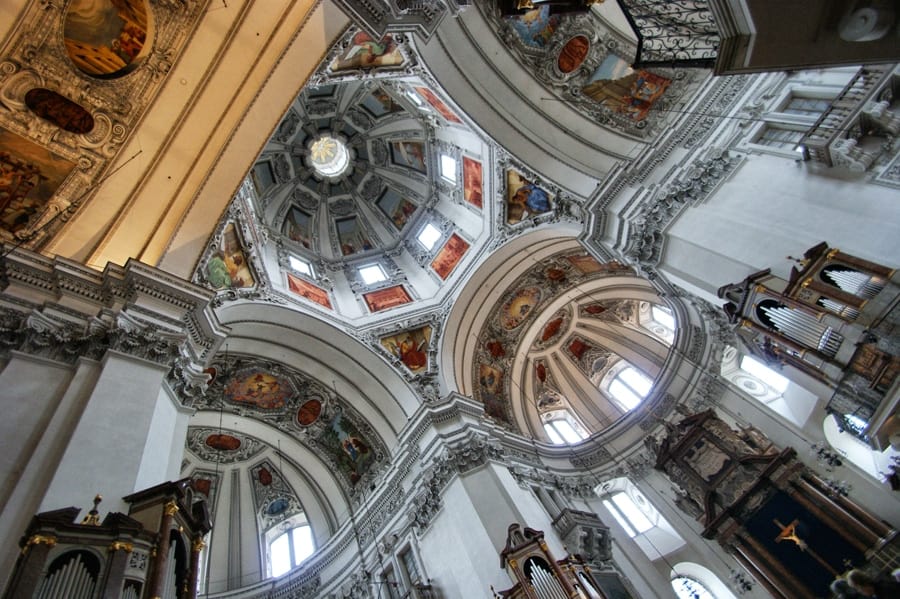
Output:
(718, 242), (900, 453)
(1, 480), (210, 599)
(492, 523), (613, 599)
(650, 410), (899, 599)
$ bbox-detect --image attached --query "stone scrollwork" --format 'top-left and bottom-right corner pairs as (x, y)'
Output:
(411, 435), (505, 532)
(624, 147), (740, 268)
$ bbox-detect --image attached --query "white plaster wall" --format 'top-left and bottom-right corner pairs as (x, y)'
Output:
(664, 154), (900, 298)
(0, 355), (100, 586)
(717, 385), (900, 525)
(40, 352), (169, 515)
(417, 478), (509, 597)
(134, 386), (192, 491)
(0, 354), (72, 510)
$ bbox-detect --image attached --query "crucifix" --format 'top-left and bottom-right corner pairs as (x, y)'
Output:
(773, 519), (837, 576)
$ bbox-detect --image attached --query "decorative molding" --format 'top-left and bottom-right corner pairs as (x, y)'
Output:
(481, 3), (700, 140)
(0, 0), (209, 248)
(623, 147), (740, 268)
(185, 427), (265, 464)
(193, 354), (389, 499)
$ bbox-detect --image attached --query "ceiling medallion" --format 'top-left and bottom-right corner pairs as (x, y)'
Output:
(309, 134), (352, 179)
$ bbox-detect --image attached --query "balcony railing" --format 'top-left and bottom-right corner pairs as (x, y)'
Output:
(800, 64), (897, 170)
(616, 0), (719, 68)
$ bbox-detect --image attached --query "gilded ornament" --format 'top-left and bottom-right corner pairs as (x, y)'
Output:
(25, 534), (57, 548)
(164, 500), (179, 516)
(109, 541), (134, 552)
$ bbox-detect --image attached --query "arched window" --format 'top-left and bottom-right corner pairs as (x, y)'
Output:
(542, 410), (589, 444)
(639, 302), (676, 344)
(608, 366), (652, 411)
(269, 523), (315, 577)
(672, 576), (716, 599)
(597, 478), (685, 559)
(671, 562), (739, 599)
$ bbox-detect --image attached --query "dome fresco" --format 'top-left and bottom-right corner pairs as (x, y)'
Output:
(467, 249), (674, 440)
(222, 74), (496, 322)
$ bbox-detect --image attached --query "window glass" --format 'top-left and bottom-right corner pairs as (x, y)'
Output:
(553, 419), (583, 444)
(611, 492), (653, 534)
(602, 498), (637, 537)
(543, 422), (565, 445)
(359, 264), (387, 285)
(610, 379), (642, 410)
(672, 576), (716, 599)
(289, 255), (313, 277)
(290, 526), (315, 564)
(270, 525), (315, 577)
(543, 411), (589, 444)
(757, 126), (804, 150)
(783, 96), (829, 117)
(651, 305), (676, 330)
(270, 532), (292, 577)
(440, 154), (456, 182)
(620, 367), (652, 396)
(417, 223), (441, 250)
(399, 548), (421, 585)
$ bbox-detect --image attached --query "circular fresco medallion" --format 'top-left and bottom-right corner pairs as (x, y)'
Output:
(205, 433), (241, 451)
(63, 0), (152, 78)
(500, 286), (543, 330)
(297, 398), (322, 426)
(558, 35), (590, 74)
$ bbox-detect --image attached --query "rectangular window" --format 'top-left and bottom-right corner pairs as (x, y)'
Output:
(383, 567), (400, 599)
(782, 96), (830, 118)
(399, 548), (421, 587)
(289, 255), (313, 277)
(417, 223), (442, 250)
(756, 126), (805, 151)
(440, 154), (457, 183)
(359, 264), (387, 285)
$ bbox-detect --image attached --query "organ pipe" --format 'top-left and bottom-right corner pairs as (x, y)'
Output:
(818, 298), (860, 320)
(37, 554), (96, 599)
(529, 562), (567, 599)
(760, 305), (842, 357)
(824, 269), (884, 299)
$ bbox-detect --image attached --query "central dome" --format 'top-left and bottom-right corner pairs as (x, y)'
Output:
(238, 75), (494, 323)
(309, 134), (351, 179)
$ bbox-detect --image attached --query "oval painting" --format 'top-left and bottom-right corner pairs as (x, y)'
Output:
(257, 467), (273, 486)
(266, 497), (290, 516)
(540, 317), (564, 343)
(297, 398), (322, 426)
(558, 35), (590, 74)
(24, 89), (94, 134)
(63, 0), (152, 78)
(205, 433), (241, 451)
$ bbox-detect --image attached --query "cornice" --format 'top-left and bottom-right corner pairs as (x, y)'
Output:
(0, 246), (226, 392)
